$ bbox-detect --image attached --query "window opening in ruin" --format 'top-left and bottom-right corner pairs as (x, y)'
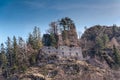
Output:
(69, 52), (71, 56)
(76, 52), (78, 56)
(62, 52), (64, 56)
(49, 51), (50, 53)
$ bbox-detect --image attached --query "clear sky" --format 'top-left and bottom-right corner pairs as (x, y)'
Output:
(0, 0), (120, 44)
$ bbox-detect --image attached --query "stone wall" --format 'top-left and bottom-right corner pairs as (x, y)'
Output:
(41, 46), (83, 60)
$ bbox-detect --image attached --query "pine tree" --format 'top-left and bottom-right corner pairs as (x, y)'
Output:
(6, 37), (12, 67)
(50, 33), (57, 47)
(95, 37), (104, 55)
(27, 27), (42, 66)
(59, 17), (74, 30)
(0, 43), (9, 78)
(113, 45), (120, 67)
(33, 26), (42, 50)
(13, 36), (17, 63)
(18, 37), (26, 59)
(5, 37), (13, 77)
(102, 34), (109, 46)
(0, 43), (7, 68)
(12, 36), (18, 72)
(27, 26), (42, 50)
(18, 37), (27, 72)
(96, 37), (104, 50)
(112, 24), (117, 36)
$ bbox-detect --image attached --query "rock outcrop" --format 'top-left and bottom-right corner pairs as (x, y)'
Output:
(81, 25), (120, 68)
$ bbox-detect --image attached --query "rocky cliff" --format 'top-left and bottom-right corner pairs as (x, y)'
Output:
(81, 25), (120, 68)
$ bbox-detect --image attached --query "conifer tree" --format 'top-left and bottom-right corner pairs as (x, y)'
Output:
(50, 33), (57, 47)
(96, 37), (104, 50)
(102, 34), (109, 46)
(0, 43), (7, 68)
(13, 36), (17, 62)
(27, 27), (42, 66)
(6, 37), (12, 67)
(27, 26), (42, 50)
(95, 37), (104, 55)
(12, 36), (18, 72)
(113, 45), (120, 67)
(18, 37), (27, 72)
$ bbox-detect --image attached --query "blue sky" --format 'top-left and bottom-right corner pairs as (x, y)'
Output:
(0, 0), (120, 44)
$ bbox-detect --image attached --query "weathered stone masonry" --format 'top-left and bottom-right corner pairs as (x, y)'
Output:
(41, 46), (83, 60)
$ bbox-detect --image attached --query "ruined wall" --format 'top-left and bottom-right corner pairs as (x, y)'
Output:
(41, 46), (83, 60)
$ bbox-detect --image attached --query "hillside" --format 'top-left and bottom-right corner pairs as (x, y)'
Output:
(1, 18), (120, 80)
(81, 25), (120, 68)
(9, 58), (120, 80)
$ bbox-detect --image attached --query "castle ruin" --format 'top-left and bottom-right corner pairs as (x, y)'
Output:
(41, 17), (83, 60)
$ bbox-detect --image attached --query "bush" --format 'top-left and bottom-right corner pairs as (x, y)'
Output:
(21, 65), (27, 73)
(29, 54), (37, 66)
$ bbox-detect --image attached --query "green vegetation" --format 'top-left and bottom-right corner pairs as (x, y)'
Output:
(113, 45), (120, 68)
(50, 33), (58, 47)
(81, 25), (120, 68)
(1, 17), (120, 80)
(0, 26), (43, 78)
(27, 26), (42, 50)
(42, 17), (78, 47)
